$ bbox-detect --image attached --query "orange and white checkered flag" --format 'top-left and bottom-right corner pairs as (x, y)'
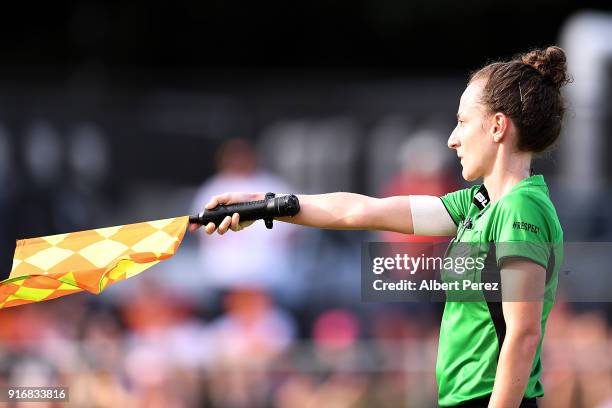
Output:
(0, 194), (300, 309)
(0, 217), (189, 309)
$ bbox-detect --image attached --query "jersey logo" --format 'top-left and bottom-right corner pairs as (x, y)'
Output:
(473, 185), (490, 210)
(512, 221), (540, 235)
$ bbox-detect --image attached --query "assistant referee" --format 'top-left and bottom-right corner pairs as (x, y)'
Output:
(195, 46), (570, 408)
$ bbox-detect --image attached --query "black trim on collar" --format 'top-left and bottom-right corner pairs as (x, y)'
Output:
(473, 185), (490, 211)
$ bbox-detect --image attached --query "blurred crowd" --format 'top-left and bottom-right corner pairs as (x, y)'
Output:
(0, 130), (610, 408)
(0, 282), (609, 407)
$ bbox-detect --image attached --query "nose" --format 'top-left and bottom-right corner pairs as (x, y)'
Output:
(447, 128), (460, 149)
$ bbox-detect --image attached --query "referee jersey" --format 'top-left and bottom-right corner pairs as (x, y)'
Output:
(436, 175), (563, 407)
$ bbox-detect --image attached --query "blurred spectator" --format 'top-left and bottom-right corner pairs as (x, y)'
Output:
(541, 303), (612, 408)
(380, 129), (460, 243)
(206, 288), (296, 407)
(15, 121), (63, 238)
(313, 309), (360, 353)
(52, 122), (114, 232)
(191, 138), (297, 303)
(120, 277), (208, 407)
(258, 118), (360, 194)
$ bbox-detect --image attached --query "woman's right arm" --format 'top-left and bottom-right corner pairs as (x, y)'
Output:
(193, 192), (456, 236)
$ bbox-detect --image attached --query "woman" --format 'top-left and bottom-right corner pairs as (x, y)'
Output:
(192, 46), (570, 408)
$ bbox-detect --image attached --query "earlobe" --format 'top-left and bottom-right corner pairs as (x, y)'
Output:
(493, 128), (504, 143)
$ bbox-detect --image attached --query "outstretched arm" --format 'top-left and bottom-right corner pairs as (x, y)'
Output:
(279, 193), (413, 232)
(191, 192), (456, 236)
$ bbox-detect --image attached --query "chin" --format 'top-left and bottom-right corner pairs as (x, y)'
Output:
(461, 168), (478, 182)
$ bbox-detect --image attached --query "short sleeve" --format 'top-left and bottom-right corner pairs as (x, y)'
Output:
(439, 185), (480, 226)
(492, 196), (551, 269)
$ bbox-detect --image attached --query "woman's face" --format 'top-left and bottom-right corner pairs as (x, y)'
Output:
(447, 80), (498, 181)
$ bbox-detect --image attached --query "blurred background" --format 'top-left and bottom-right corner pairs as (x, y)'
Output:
(0, 1), (611, 407)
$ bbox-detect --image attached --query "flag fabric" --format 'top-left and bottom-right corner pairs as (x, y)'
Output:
(0, 216), (189, 309)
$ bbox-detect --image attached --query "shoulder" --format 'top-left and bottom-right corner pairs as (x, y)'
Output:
(493, 188), (562, 242)
(440, 184), (482, 225)
(496, 187), (557, 220)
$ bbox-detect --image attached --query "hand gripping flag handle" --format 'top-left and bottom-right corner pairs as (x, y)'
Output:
(188, 194), (300, 229)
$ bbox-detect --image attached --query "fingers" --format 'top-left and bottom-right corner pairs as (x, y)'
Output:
(201, 216), (235, 235)
(199, 193), (234, 235)
(230, 213), (242, 232)
(195, 191), (259, 235)
(217, 215), (233, 234)
(205, 197), (218, 210)
(205, 193), (232, 209)
(194, 213), (245, 235)
(204, 222), (216, 235)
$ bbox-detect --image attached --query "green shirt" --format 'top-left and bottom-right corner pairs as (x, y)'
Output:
(437, 175), (563, 407)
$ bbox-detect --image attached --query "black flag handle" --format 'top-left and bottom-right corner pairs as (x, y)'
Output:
(189, 194), (300, 229)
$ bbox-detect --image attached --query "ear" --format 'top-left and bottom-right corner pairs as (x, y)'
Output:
(490, 112), (509, 143)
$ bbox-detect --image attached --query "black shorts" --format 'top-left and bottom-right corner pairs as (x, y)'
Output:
(441, 396), (538, 408)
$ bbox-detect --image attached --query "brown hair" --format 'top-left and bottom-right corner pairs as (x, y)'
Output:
(470, 46), (572, 153)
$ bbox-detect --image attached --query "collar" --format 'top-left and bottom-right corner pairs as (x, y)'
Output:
(473, 174), (548, 211)
(518, 174), (546, 187)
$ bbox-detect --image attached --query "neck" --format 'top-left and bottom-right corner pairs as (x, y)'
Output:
(483, 151), (532, 204)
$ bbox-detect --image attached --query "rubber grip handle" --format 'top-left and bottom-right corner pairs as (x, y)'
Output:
(188, 194), (300, 226)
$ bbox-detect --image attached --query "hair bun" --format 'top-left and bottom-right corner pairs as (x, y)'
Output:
(521, 46), (570, 89)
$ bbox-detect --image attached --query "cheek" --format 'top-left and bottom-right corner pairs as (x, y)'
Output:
(461, 128), (488, 170)
(464, 124), (488, 153)
(462, 126), (479, 154)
